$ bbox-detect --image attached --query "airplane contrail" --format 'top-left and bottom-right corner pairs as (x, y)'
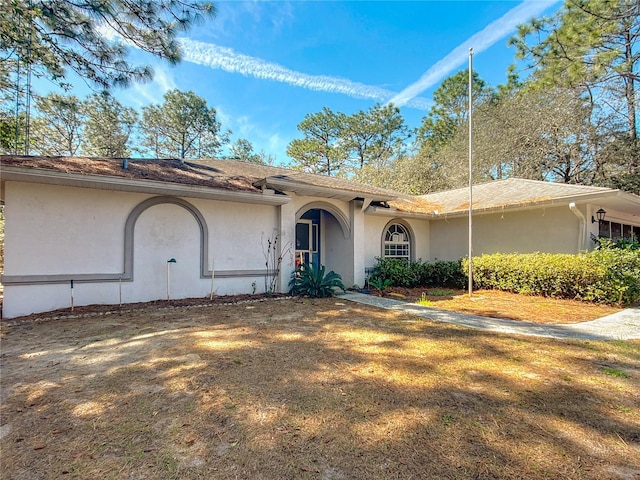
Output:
(388, 0), (560, 107)
(179, 38), (433, 110)
(100, 25), (432, 108)
(101, 0), (558, 111)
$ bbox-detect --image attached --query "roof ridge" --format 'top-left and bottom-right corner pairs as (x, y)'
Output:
(421, 177), (618, 198)
(191, 157), (395, 192)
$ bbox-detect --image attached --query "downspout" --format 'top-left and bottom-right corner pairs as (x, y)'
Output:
(568, 202), (586, 252)
(277, 203), (283, 293)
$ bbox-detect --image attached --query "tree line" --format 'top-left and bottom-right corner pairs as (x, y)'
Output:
(2, 0), (638, 193)
(287, 0), (638, 194)
(1, 88), (275, 163)
(1, 0), (271, 163)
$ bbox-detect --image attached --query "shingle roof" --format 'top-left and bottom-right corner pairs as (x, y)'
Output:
(386, 195), (442, 215)
(0, 156), (261, 193)
(3, 157), (634, 215)
(415, 178), (617, 215)
(0, 156), (399, 200)
(191, 159), (399, 200)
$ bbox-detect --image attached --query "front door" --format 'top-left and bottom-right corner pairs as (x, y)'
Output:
(295, 218), (319, 268)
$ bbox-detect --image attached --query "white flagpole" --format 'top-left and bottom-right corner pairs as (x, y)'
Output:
(468, 48), (474, 298)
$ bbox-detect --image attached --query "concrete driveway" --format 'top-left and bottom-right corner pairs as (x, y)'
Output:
(342, 292), (640, 341)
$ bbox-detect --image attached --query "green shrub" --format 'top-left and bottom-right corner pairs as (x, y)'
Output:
(465, 248), (640, 306)
(421, 260), (466, 288)
(370, 258), (417, 287)
(289, 263), (346, 298)
(370, 257), (465, 289)
(594, 236), (639, 251)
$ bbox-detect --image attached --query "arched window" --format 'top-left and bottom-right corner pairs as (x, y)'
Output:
(383, 223), (411, 260)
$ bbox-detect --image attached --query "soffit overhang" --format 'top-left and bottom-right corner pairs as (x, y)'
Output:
(365, 190), (640, 220)
(255, 177), (397, 203)
(1, 167), (292, 206)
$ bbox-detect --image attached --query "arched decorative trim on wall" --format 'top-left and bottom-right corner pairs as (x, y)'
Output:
(296, 201), (351, 239)
(381, 218), (415, 261)
(2, 195), (274, 286)
(124, 196), (211, 280)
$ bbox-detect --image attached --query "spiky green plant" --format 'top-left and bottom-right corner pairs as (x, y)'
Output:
(289, 263), (346, 298)
(369, 277), (393, 294)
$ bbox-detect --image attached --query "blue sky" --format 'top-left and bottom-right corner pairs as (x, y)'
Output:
(41, 0), (563, 163)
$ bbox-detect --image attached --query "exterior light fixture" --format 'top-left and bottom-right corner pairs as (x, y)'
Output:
(592, 208), (606, 224)
(167, 258), (176, 300)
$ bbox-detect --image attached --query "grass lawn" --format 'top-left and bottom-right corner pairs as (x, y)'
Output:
(1, 297), (638, 479)
(382, 287), (625, 324)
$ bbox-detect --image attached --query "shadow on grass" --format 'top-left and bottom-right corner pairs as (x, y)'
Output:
(1, 298), (638, 479)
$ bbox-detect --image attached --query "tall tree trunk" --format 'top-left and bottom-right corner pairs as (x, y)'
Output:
(624, 26), (637, 141)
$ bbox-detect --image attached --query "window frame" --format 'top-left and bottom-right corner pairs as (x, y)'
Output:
(598, 219), (639, 242)
(381, 221), (414, 261)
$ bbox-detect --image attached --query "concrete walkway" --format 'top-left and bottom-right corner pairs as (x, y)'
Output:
(340, 292), (640, 341)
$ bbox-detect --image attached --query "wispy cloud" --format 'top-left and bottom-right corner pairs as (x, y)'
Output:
(101, 0), (557, 112)
(178, 38), (433, 110)
(388, 0), (560, 107)
(119, 63), (177, 107)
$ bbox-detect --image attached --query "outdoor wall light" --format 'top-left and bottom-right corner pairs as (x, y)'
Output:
(591, 208), (606, 224)
(167, 258), (177, 300)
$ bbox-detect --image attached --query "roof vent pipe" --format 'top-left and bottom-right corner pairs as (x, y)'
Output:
(123, 158), (128, 170)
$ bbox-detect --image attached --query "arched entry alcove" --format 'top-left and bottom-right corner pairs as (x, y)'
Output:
(295, 202), (353, 285)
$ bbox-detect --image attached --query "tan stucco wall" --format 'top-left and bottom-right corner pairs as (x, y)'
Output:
(2, 182), (280, 317)
(190, 197), (278, 271)
(3, 185), (380, 317)
(292, 195), (350, 222)
(324, 212), (354, 286)
(363, 216), (430, 268)
(4, 182), (138, 275)
(429, 206), (581, 261)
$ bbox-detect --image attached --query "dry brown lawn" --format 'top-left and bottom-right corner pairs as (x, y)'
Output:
(384, 287), (625, 324)
(1, 297), (639, 480)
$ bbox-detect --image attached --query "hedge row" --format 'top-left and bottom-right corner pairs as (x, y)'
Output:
(463, 249), (640, 306)
(370, 257), (466, 289)
(370, 247), (640, 306)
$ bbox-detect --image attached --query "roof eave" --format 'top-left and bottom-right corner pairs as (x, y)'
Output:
(1, 166), (292, 206)
(256, 177), (397, 202)
(432, 190), (634, 218)
(365, 205), (436, 219)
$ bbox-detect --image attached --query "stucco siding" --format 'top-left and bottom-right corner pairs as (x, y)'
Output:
(324, 212), (354, 286)
(293, 194), (355, 286)
(364, 216), (388, 268)
(412, 220), (430, 261)
(190, 198), (279, 272)
(292, 195), (350, 220)
(5, 283), (125, 318)
(2, 181), (280, 318)
(363, 216), (430, 269)
(4, 182), (139, 275)
(429, 206), (581, 261)
(131, 203), (206, 302)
